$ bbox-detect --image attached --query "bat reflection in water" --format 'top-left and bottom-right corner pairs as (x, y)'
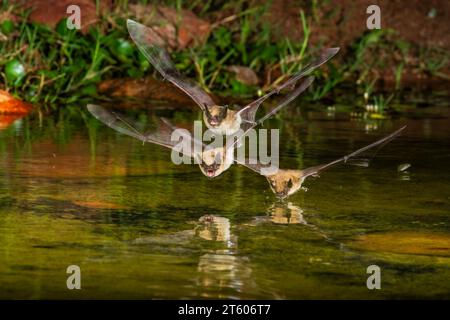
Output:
(87, 76), (313, 178)
(238, 126), (407, 199)
(127, 19), (338, 135)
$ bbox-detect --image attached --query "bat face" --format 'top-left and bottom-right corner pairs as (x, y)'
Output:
(204, 105), (228, 127)
(266, 170), (304, 199)
(197, 147), (232, 178)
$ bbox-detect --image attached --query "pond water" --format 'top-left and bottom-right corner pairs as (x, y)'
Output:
(0, 93), (449, 299)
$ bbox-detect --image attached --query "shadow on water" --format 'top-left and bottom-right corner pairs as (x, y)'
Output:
(0, 93), (450, 299)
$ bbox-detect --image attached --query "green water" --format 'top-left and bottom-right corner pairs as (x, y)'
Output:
(0, 96), (449, 299)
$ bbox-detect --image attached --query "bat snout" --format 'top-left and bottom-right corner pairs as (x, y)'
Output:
(206, 169), (216, 177)
(208, 117), (220, 126)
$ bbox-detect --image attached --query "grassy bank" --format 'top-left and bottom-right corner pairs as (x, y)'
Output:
(0, 1), (449, 111)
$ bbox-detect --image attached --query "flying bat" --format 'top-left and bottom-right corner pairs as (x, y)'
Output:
(127, 19), (339, 135)
(238, 126), (407, 199)
(86, 104), (220, 176)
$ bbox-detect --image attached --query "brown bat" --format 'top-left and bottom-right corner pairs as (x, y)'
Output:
(237, 126), (407, 199)
(86, 104), (224, 177)
(127, 19), (339, 135)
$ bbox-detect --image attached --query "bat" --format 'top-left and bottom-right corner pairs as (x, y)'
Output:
(237, 126), (407, 199)
(86, 104), (228, 177)
(127, 19), (338, 135)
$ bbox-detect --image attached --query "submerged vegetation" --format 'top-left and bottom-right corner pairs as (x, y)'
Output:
(0, 1), (449, 111)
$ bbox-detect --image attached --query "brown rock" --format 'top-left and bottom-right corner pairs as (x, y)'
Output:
(0, 90), (32, 114)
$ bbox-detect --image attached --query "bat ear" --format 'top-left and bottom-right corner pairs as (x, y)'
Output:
(215, 151), (222, 163)
(220, 105), (228, 117)
(287, 179), (293, 188)
(204, 104), (211, 117)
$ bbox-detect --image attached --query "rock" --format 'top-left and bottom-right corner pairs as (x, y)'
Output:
(129, 4), (211, 49)
(226, 65), (260, 86)
(0, 90), (32, 114)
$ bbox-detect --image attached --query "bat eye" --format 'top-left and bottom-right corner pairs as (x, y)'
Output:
(287, 179), (293, 189)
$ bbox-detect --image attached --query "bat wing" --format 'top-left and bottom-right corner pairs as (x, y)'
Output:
(254, 76), (314, 126)
(159, 117), (205, 158)
(234, 76), (314, 147)
(237, 47), (339, 123)
(300, 126), (407, 180)
(234, 157), (280, 176)
(127, 19), (216, 111)
(236, 126), (406, 179)
(87, 104), (201, 158)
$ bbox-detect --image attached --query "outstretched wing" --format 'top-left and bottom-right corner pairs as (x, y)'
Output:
(87, 104), (201, 158)
(232, 76), (314, 151)
(237, 47), (339, 123)
(254, 76), (314, 126)
(237, 126), (406, 178)
(127, 19), (216, 111)
(300, 126), (407, 179)
(234, 158), (274, 174)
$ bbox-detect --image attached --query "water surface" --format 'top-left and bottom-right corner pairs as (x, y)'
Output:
(1, 95), (449, 299)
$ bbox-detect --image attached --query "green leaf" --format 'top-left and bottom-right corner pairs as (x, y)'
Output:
(80, 84), (98, 96)
(5, 59), (26, 86)
(1, 20), (14, 35)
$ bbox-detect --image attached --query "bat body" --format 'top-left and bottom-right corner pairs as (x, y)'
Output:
(203, 107), (241, 136)
(197, 145), (235, 178)
(127, 19), (339, 135)
(239, 126), (407, 199)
